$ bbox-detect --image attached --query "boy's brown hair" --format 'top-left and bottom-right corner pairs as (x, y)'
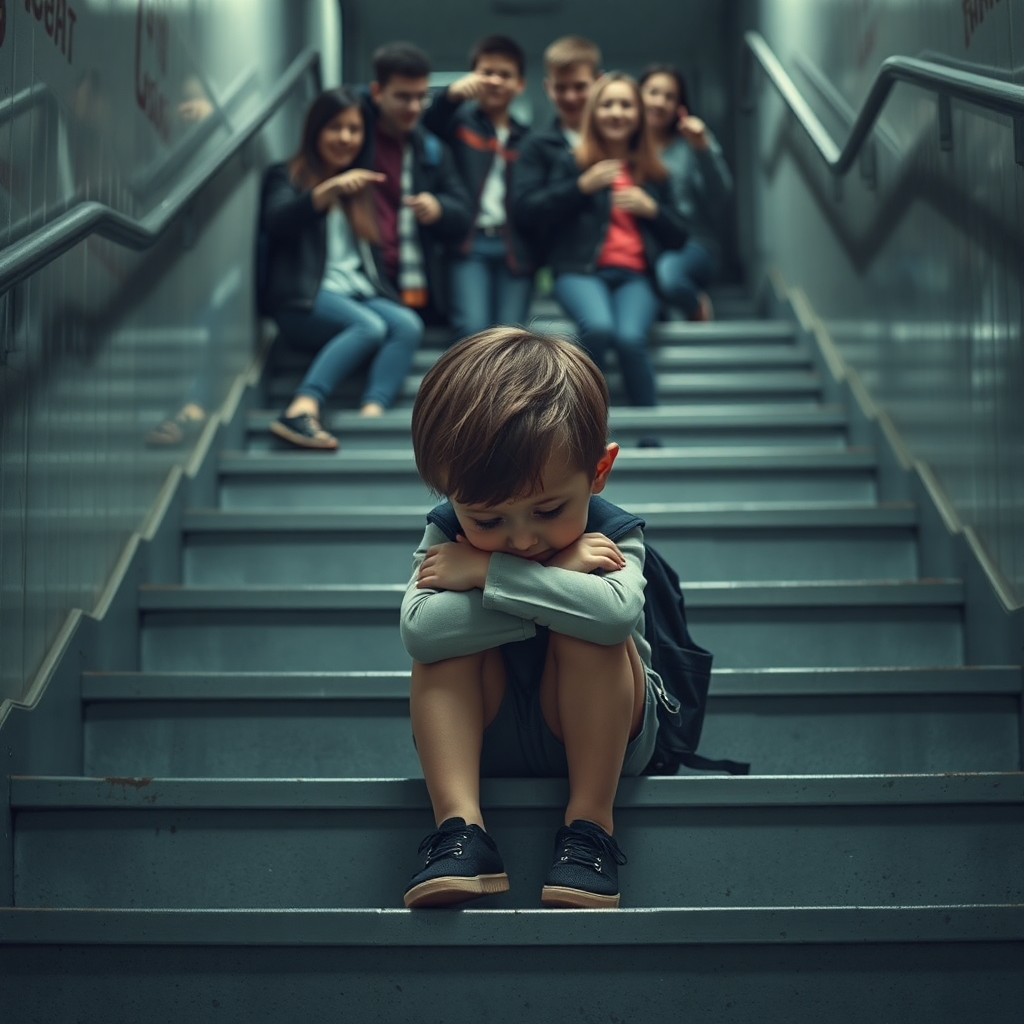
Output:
(576, 71), (667, 185)
(543, 35), (601, 77)
(412, 328), (609, 507)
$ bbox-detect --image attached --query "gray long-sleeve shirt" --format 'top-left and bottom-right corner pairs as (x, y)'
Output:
(400, 524), (656, 676)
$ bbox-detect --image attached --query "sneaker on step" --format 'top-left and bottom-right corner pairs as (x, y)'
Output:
(269, 411), (338, 450)
(404, 817), (510, 908)
(540, 819), (627, 908)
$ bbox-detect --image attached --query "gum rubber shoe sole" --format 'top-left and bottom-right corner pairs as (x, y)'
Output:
(404, 872), (510, 908)
(540, 885), (620, 909)
(269, 420), (338, 450)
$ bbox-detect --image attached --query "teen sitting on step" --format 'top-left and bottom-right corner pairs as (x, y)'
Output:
(400, 327), (661, 910)
(356, 41), (472, 325)
(639, 63), (733, 323)
(512, 72), (686, 408)
(259, 88), (425, 450)
(420, 34), (535, 340)
(511, 35), (602, 269)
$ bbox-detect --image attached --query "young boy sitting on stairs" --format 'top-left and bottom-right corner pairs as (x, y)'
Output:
(400, 327), (660, 909)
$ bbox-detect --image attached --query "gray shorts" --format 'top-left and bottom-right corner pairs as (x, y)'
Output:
(478, 628), (660, 778)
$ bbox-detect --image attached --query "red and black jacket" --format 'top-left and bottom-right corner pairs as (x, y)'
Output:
(421, 91), (534, 276)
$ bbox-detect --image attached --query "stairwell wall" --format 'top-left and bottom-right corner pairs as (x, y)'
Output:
(739, 0), (1024, 615)
(0, 1), (337, 706)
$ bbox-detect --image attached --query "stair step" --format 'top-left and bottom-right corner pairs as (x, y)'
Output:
(217, 447), (879, 507)
(276, 317), (798, 351)
(4, 909), (1020, 1022)
(82, 667), (1022, 778)
(137, 580), (964, 672)
(246, 404), (851, 450)
(181, 502), (919, 585)
(5, 905), (1020, 1023)
(269, 344), (814, 376)
(266, 370), (825, 408)
(11, 774), (1023, 909)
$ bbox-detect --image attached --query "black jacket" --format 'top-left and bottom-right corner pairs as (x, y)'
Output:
(420, 91), (534, 275)
(258, 162), (399, 314)
(355, 95), (472, 312)
(510, 117), (687, 275)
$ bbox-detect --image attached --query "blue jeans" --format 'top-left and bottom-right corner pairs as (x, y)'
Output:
(274, 289), (423, 409)
(448, 230), (533, 342)
(655, 241), (715, 317)
(554, 267), (660, 407)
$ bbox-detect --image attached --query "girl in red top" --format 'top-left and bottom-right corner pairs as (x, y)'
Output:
(527, 73), (686, 408)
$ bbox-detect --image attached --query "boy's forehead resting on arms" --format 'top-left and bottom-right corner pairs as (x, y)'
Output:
(410, 327), (612, 509)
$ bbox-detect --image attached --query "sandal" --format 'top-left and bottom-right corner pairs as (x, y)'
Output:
(146, 407), (206, 447)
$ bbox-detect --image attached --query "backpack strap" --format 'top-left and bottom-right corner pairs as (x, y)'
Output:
(425, 500), (460, 540)
(584, 495), (645, 540)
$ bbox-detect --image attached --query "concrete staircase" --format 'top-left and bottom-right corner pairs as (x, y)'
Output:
(3, 291), (1022, 1021)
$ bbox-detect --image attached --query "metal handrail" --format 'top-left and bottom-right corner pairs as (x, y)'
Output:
(0, 82), (62, 126)
(743, 30), (1024, 179)
(0, 49), (320, 297)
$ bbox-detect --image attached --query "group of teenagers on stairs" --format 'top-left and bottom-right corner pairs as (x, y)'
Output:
(260, 33), (732, 911)
(259, 33), (732, 451)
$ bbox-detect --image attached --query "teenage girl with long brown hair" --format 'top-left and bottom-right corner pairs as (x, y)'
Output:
(513, 72), (686, 409)
(259, 88), (423, 449)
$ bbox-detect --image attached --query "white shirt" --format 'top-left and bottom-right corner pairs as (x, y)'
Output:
(322, 207), (376, 298)
(476, 124), (511, 229)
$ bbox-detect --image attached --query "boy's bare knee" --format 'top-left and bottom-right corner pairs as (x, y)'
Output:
(549, 631), (628, 660)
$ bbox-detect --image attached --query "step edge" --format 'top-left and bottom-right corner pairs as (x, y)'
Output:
(81, 666), (1022, 701)
(180, 506), (919, 533)
(135, 579), (966, 611)
(11, 773), (1024, 809)
(2, 905), (1021, 946)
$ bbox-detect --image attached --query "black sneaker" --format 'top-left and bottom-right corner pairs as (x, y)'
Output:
(404, 817), (510, 908)
(540, 819), (627, 908)
(269, 411), (338, 450)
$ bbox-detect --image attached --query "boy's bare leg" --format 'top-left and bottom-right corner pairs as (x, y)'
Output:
(410, 649), (506, 829)
(538, 633), (646, 835)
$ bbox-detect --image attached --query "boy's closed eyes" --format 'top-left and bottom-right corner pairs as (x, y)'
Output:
(415, 446), (627, 592)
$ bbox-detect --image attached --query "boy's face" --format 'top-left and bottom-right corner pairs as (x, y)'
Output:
(371, 74), (430, 136)
(473, 53), (525, 116)
(451, 443), (619, 562)
(544, 62), (597, 129)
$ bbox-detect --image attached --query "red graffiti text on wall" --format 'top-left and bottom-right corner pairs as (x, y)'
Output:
(23, 0), (77, 65)
(963, 0), (1003, 48)
(135, 0), (171, 141)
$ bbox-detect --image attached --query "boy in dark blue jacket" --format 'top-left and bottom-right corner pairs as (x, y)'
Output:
(420, 35), (534, 340)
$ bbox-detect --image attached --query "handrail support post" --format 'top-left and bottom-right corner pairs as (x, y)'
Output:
(1014, 117), (1024, 166)
(859, 140), (878, 190)
(938, 94), (954, 152)
(181, 205), (197, 250)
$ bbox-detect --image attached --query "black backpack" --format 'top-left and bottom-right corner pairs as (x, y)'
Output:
(638, 542), (748, 775)
(424, 497), (749, 776)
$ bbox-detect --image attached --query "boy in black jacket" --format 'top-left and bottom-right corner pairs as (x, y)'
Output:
(358, 42), (472, 322)
(420, 35), (534, 341)
(509, 36), (601, 262)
